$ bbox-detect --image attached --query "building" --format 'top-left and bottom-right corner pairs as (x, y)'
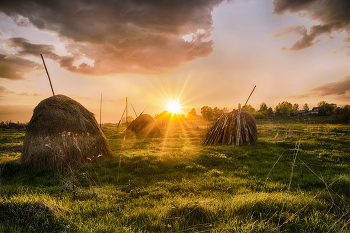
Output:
(292, 110), (308, 117)
(310, 107), (320, 115)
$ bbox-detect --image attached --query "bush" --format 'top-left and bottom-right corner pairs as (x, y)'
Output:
(252, 112), (266, 119)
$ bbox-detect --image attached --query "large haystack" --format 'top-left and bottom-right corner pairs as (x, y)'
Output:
(127, 114), (159, 136)
(21, 95), (113, 169)
(202, 105), (257, 146)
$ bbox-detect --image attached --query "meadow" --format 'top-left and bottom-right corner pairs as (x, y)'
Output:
(0, 117), (349, 232)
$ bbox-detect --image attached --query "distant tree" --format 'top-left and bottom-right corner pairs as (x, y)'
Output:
(213, 107), (224, 119)
(222, 107), (229, 114)
(259, 102), (268, 112)
(276, 101), (292, 117)
(267, 107), (274, 116)
(187, 108), (198, 119)
(334, 105), (350, 123)
(243, 104), (255, 114)
(258, 102), (268, 116)
(201, 106), (213, 121)
(318, 101), (337, 116)
(292, 103), (299, 112)
(303, 103), (309, 111)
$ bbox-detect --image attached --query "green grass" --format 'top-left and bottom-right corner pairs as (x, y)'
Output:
(0, 117), (349, 232)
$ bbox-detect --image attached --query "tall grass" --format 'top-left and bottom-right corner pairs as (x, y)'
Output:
(0, 118), (349, 232)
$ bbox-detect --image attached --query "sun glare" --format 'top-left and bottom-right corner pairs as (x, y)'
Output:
(166, 100), (181, 114)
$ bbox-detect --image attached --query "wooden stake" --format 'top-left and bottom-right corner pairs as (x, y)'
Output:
(130, 103), (138, 117)
(100, 93), (102, 128)
(126, 97), (128, 126)
(242, 114), (250, 145)
(40, 54), (55, 96)
(236, 104), (242, 146)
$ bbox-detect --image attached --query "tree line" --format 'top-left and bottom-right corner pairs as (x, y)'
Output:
(186, 101), (349, 123)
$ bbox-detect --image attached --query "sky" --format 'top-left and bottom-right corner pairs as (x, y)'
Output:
(0, 0), (349, 123)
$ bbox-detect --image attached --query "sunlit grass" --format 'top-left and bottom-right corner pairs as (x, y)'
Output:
(0, 117), (349, 232)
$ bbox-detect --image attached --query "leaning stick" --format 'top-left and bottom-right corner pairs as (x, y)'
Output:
(40, 54), (55, 96)
(130, 103), (138, 117)
(117, 106), (127, 128)
(244, 85), (256, 107)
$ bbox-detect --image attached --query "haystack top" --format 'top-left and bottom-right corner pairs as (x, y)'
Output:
(28, 94), (99, 136)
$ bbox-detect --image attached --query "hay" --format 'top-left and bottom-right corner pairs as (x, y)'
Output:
(21, 94), (112, 169)
(127, 114), (159, 136)
(155, 111), (185, 127)
(202, 107), (258, 146)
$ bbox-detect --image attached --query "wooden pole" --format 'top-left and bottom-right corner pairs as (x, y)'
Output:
(100, 93), (102, 128)
(236, 104), (242, 146)
(130, 103), (138, 117)
(40, 54), (55, 96)
(244, 85), (256, 107)
(126, 97), (128, 126)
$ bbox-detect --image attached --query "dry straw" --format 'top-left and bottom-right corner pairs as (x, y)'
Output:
(202, 106), (258, 146)
(21, 94), (113, 169)
(127, 114), (159, 136)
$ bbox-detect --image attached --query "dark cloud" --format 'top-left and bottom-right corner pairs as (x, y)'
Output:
(6, 37), (60, 60)
(0, 54), (40, 80)
(272, 0), (349, 51)
(0, 0), (224, 76)
(286, 76), (350, 101)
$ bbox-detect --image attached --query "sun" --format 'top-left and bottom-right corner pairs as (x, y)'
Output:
(166, 100), (181, 114)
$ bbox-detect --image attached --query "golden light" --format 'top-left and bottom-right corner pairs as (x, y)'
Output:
(166, 100), (181, 114)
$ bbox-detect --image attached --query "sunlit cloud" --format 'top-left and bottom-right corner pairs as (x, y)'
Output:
(0, 0), (225, 76)
(283, 76), (350, 101)
(272, 0), (349, 52)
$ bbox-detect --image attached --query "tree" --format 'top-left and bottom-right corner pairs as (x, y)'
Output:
(267, 107), (274, 116)
(243, 104), (255, 114)
(222, 107), (229, 114)
(334, 105), (350, 123)
(201, 106), (213, 121)
(258, 102), (268, 116)
(318, 101), (337, 116)
(187, 108), (198, 119)
(275, 101), (292, 117)
(213, 107), (224, 119)
(259, 102), (268, 112)
(292, 103), (299, 112)
(303, 103), (309, 111)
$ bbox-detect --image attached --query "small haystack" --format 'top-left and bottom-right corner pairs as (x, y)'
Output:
(127, 114), (159, 136)
(202, 104), (257, 146)
(21, 95), (113, 169)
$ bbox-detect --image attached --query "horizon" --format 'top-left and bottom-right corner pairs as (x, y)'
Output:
(0, 0), (349, 123)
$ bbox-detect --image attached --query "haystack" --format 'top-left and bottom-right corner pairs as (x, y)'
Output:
(21, 95), (113, 169)
(202, 104), (257, 146)
(127, 114), (159, 136)
(155, 111), (185, 127)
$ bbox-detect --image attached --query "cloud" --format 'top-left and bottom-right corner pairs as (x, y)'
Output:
(272, 25), (307, 38)
(0, 86), (15, 97)
(285, 76), (350, 101)
(0, 0), (225, 76)
(311, 76), (350, 96)
(6, 37), (60, 60)
(272, 0), (349, 51)
(0, 54), (40, 80)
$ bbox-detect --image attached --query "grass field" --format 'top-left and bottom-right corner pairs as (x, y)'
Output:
(0, 117), (349, 232)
